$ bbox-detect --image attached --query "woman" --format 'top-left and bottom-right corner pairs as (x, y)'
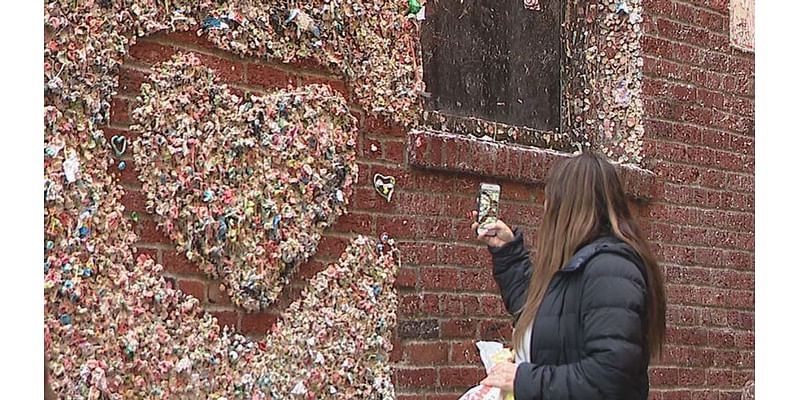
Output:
(471, 151), (666, 399)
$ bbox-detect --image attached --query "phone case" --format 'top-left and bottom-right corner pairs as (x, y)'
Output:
(477, 183), (500, 235)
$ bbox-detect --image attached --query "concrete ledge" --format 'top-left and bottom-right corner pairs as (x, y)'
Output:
(407, 130), (660, 201)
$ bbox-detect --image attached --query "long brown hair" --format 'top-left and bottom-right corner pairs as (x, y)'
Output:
(512, 151), (666, 357)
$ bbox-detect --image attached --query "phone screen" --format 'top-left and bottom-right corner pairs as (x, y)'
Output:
(477, 183), (500, 236)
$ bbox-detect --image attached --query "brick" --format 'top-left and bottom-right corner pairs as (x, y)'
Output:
(708, 269), (754, 290)
(395, 266), (418, 289)
(393, 192), (444, 217)
(677, 367), (706, 386)
(499, 181), (535, 202)
(395, 265), (417, 288)
(734, 331), (755, 349)
(440, 294), (464, 316)
(375, 216), (415, 239)
(650, 367), (679, 386)
(726, 173), (754, 193)
(439, 367), (485, 389)
(194, 53), (245, 83)
(420, 267), (460, 290)
(207, 281), (231, 305)
(691, 391), (720, 400)
(502, 202), (543, 227)
(441, 319), (479, 338)
(661, 390), (693, 400)
(398, 294), (421, 316)
(732, 370), (755, 387)
(420, 294), (441, 315)
(355, 162), (372, 186)
(316, 235), (349, 259)
(444, 175), (483, 195)
(361, 137), (382, 158)
(402, 342), (448, 365)
(460, 295), (481, 316)
(459, 269), (494, 292)
(162, 250), (204, 276)
(133, 246), (157, 262)
(667, 326), (709, 346)
(210, 311), (239, 330)
(246, 63), (298, 89)
(439, 245), (493, 270)
(175, 279), (206, 303)
(665, 266), (710, 286)
(128, 40), (176, 64)
(440, 193), (475, 219)
(396, 396), (425, 400)
(479, 295), (506, 316)
(441, 137), (459, 169)
(393, 368), (437, 388)
(240, 312), (278, 335)
(153, 28), (216, 49)
(114, 159), (141, 186)
(353, 187), (396, 212)
(296, 260), (326, 280)
(661, 345), (690, 366)
(452, 218), (486, 246)
(643, 0), (675, 16)
(414, 217), (452, 241)
(109, 98), (130, 124)
(659, 245), (696, 266)
(136, 218), (171, 245)
(330, 212), (373, 235)
(302, 75), (349, 100)
(427, 134), (444, 165)
(122, 188), (148, 214)
(74, 22), (760, 396)
(364, 115), (405, 138)
(666, 306), (699, 326)
(396, 242), (438, 265)
(407, 132), (428, 164)
(425, 394), (461, 400)
(397, 319), (440, 339)
(389, 339), (403, 363)
(479, 320), (512, 341)
(118, 67), (148, 96)
(711, 350), (741, 368)
(450, 340), (481, 364)
(706, 369), (733, 387)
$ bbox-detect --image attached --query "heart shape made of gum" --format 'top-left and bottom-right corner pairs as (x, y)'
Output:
(132, 53), (359, 311)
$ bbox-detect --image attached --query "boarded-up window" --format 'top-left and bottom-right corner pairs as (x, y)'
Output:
(421, 0), (562, 142)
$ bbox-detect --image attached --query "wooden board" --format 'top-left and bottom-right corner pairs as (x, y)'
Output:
(421, 0), (562, 132)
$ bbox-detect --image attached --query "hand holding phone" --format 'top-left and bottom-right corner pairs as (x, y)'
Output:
(471, 183), (514, 248)
(471, 212), (515, 248)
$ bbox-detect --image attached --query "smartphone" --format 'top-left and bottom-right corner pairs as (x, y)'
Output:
(476, 183), (501, 236)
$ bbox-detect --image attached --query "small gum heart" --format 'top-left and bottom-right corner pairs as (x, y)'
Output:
(373, 173), (396, 202)
(110, 135), (127, 157)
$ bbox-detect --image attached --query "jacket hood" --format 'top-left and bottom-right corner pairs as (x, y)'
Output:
(561, 235), (644, 273)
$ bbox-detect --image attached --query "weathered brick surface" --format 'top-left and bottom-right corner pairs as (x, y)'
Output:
(111, 2), (754, 395)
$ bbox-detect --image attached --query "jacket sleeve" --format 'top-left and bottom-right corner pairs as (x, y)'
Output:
(489, 228), (532, 320)
(513, 253), (648, 400)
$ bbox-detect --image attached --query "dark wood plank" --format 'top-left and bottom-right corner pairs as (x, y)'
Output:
(421, 0), (562, 132)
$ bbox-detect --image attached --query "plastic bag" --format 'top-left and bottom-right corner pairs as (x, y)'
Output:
(458, 341), (515, 400)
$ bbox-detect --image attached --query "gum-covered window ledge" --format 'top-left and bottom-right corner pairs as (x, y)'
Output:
(407, 129), (659, 201)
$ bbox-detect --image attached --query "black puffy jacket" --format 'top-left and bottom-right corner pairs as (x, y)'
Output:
(491, 229), (650, 400)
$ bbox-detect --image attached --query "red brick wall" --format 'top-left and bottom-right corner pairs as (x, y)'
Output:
(107, 0), (754, 397)
(639, 0), (755, 399)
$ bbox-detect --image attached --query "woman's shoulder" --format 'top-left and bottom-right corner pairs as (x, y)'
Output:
(580, 237), (647, 288)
